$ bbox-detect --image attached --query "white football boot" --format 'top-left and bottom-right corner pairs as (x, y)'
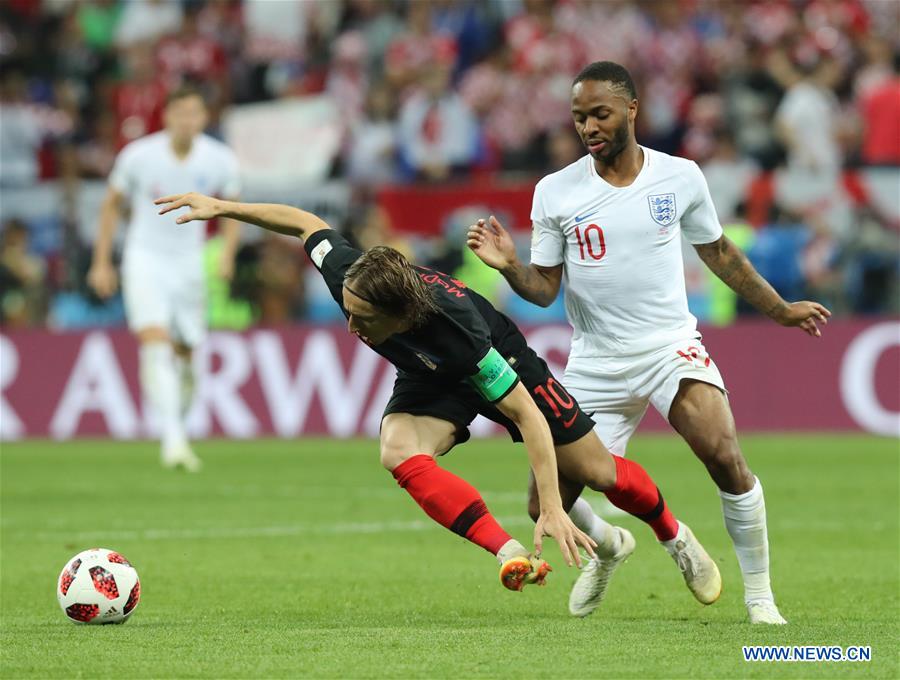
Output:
(161, 443), (203, 473)
(747, 599), (788, 624)
(568, 527), (636, 617)
(663, 523), (722, 605)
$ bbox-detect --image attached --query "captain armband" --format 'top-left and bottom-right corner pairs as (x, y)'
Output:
(468, 347), (519, 403)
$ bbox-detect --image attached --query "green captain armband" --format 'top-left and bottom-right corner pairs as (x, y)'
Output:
(468, 347), (519, 403)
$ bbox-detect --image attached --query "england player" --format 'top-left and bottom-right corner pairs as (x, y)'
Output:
(467, 61), (831, 624)
(155, 190), (721, 599)
(87, 86), (242, 472)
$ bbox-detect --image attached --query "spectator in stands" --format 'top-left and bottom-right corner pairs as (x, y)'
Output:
(326, 31), (370, 128)
(76, 0), (121, 54)
(682, 92), (727, 163)
(240, 0), (311, 101)
(774, 54), (847, 230)
(112, 44), (167, 148)
(629, 1), (702, 154)
(460, 42), (540, 170)
(544, 126), (582, 171)
(255, 234), (305, 325)
(345, 81), (399, 187)
(384, 1), (457, 96)
(702, 130), (761, 223)
(114, 0), (182, 49)
(857, 49), (900, 165)
(557, 0), (645, 67)
(348, 202), (414, 261)
(720, 39), (785, 169)
(76, 111), (118, 179)
(397, 60), (478, 182)
(195, 0), (244, 62)
(155, 5), (229, 123)
(0, 68), (42, 187)
(56, 3), (115, 89)
(0, 219), (46, 327)
(430, 0), (493, 74)
(503, 0), (585, 143)
(336, 0), (404, 81)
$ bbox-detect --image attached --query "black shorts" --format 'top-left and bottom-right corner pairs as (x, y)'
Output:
(383, 346), (595, 450)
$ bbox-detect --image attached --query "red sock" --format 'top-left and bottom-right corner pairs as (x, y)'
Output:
(391, 455), (512, 555)
(604, 455), (679, 541)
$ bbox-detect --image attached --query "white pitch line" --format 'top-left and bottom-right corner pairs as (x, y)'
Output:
(23, 516), (537, 543)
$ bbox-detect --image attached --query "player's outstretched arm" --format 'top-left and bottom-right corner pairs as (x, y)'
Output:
(466, 216), (563, 307)
(495, 382), (597, 567)
(155, 192), (330, 242)
(695, 235), (832, 337)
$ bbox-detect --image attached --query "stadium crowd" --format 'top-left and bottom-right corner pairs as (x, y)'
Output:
(0, 0), (897, 330)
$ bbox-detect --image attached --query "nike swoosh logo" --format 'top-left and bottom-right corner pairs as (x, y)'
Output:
(574, 211), (599, 223)
(562, 413), (578, 428)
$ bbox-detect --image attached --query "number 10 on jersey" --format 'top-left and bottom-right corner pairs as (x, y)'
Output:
(574, 224), (606, 261)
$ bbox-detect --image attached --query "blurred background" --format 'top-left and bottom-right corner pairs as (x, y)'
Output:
(2, 0), (899, 330)
(0, 0), (898, 440)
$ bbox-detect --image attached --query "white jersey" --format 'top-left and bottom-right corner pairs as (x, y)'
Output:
(530, 146), (722, 357)
(109, 131), (241, 263)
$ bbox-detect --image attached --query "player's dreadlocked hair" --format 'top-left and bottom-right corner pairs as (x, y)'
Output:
(344, 246), (439, 328)
(573, 61), (637, 100)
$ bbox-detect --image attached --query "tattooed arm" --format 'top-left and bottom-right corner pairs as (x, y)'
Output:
(694, 235), (831, 337)
(498, 260), (563, 308)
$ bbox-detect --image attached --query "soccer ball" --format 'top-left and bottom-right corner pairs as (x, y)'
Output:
(56, 548), (140, 624)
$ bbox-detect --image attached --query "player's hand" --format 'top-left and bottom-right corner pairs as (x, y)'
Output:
(466, 215), (517, 271)
(534, 506), (597, 568)
(774, 301), (832, 337)
(155, 192), (222, 224)
(87, 261), (118, 299)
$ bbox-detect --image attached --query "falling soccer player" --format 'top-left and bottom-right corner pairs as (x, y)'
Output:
(155, 190), (720, 603)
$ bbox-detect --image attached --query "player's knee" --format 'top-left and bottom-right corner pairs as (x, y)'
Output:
(577, 461), (616, 493)
(379, 439), (414, 472)
(712, 429), (740, 462)
(560, 448), (617, 492)
(379, 416), (414, 471)
(705, 431), (747, 476)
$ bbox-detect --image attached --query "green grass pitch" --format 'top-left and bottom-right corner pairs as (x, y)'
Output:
(1, 434), (898, 679)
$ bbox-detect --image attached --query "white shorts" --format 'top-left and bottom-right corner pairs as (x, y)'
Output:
(121, 250), (206, 347)
(564, 337), (726, 456)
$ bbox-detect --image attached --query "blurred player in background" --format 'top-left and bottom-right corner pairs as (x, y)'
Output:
(468, 61), (831, 625)
(155, 190), (721, 603)
(87, 86), (242, 472)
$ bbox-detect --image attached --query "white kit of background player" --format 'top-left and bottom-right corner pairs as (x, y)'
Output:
(88, 87), (242, 471)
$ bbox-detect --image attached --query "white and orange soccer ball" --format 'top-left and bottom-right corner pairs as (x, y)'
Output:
(56, 548), (140, 624)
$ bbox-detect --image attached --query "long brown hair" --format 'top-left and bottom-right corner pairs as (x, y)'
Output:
(344, 246), (439, 327)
